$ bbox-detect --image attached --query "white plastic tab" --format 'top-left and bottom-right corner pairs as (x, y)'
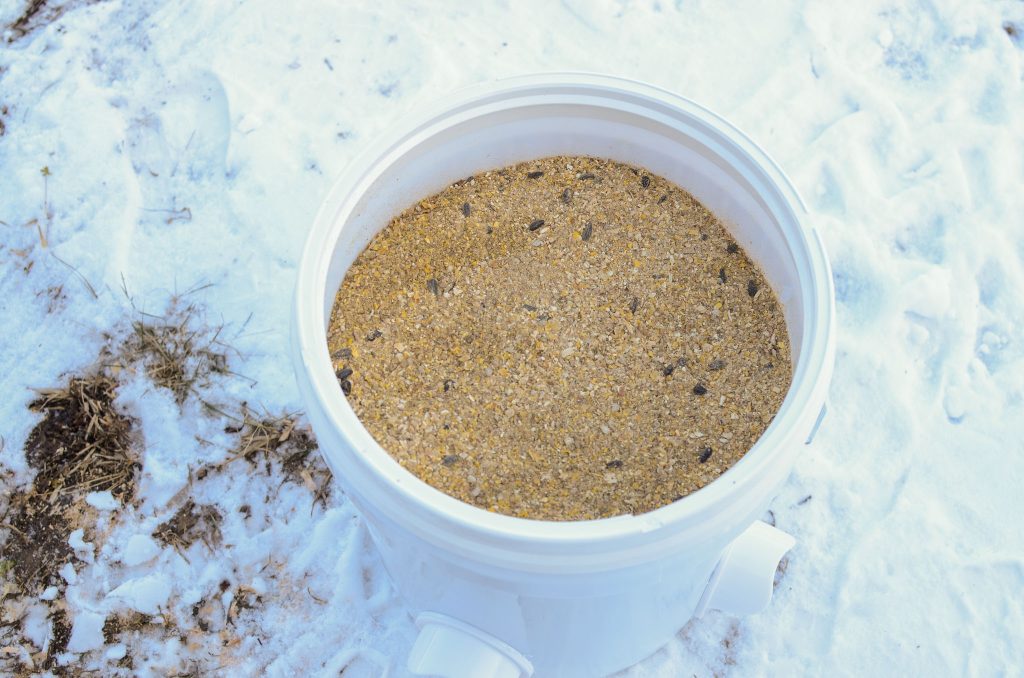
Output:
(695, 520), (795, 618)
(408, 612), (533, 678)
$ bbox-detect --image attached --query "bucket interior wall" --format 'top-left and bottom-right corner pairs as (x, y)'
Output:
(323, 102), (807, 362)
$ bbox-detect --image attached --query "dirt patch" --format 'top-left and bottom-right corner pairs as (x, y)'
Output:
(1, 374), (137, 593)
(25, 375), (137, 502)
(1, 491), (74, 594)
(154, 500), (222, 555)
(42, 607), (71, 673)
(102, 611), (153, 644)
(0, 294), (335, 673)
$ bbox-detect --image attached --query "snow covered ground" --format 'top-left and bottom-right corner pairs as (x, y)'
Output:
(1, 0), (1022, 675)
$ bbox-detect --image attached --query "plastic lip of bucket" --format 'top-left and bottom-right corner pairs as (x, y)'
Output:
(293, 73), (835, 574)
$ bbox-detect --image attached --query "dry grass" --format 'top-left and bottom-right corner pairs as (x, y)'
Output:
(1, 374), (138, 595)
(4, 0), (96, 44)
(213, 407), (331, 508)
(0, 293), (334, 675)
(122, 303), (230, 404)
(25, 376), (137, 503)
(153, 499), (223, 556)
(0, 368), (138, 675)
(228, 408), (315, 466)
(102, 610), (153, 644)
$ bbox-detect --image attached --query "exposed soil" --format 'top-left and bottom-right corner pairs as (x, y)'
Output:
(0, 299), (330, 675)
(2, 375), (137, 593)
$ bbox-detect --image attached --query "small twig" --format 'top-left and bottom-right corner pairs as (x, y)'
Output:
(49, 252), (98, 299)
(182, 281), (213, 297)
(40, 166), (50, 217)
(0, 522), (30, 540)
(120, 273), (134, 306)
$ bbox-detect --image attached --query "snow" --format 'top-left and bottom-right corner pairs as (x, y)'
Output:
(59, 563), (77, 586)
(1, 0), (1022, 676)
(66, 610), (106, 654)
(120, 534), (160, 567)
(106, 573), (172, 615)
(85, 490), (120, 511)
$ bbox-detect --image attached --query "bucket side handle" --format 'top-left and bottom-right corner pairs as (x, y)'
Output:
(408, 612), (533, 678)
(694, 520), (795, 618)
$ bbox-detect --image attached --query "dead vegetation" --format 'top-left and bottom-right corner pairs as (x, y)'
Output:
(0, 292), (333, 674)
(213, 407), (331, 508)
(42, 608), (71, 673)
(226, 585), (263, 625)
(1, 374), (137, 594)
(25, 376), (137, 503)
(0, 600), (72, 676)
(0, 371), (138, 676)
(102, 610), (153, 644)
(4, 0), (99, 44)
(6, 0), (49, 41)
(122, 302), (230, 404)
(226, 407), (317, 471)
(153, 499), (223, 556)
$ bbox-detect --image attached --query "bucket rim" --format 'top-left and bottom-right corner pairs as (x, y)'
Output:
(293, 72), (835, 561)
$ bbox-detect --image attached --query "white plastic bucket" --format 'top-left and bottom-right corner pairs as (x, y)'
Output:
(292, 74), (835, 677)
